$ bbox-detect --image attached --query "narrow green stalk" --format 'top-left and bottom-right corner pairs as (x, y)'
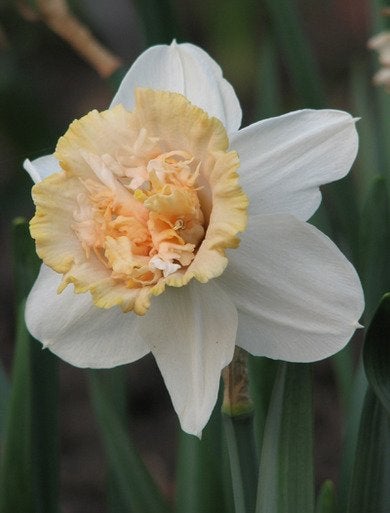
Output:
(344, 295), (390, 511)
(0, 302), (33, 513)
(350, 61), (381, 206)
(254, 30), (283, 120)
(337, 361), (367, 513)
(359, 177), (390, 321)
(316, 480), (337, 513)
(176, 399), (227, 513)
(363, 294), (390, 416)
(248, 356), (278, 452)
(264, 0), (361, 261)
(256, 363), (314, 513)
(17, 218), (59, 513)
(262, 0), (326, 108)
(346, 389), (390, 513)
(0, 362), (10, 438)
(0, 218), (59, 513)
(372, 0), (390, 196)
(331, 346), (354, 411)
(97, 367), (129, 513)
(12, 218), (40, 302)
(30, 345), (59, 513)
(88, 370), (171, 513)
(132, 0), (181, 46)
(222, 348), (258, 513)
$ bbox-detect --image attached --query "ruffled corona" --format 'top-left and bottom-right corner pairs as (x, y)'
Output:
(30, 89), (248, 314)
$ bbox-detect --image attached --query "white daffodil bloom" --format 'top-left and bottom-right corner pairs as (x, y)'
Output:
(24, 41), (364, 437)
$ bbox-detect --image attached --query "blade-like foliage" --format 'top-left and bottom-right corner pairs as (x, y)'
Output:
(223, 412), (258, 513)
(176, 399), (228, 513)
(0, 219), (59, 513)
(262, 0), (325, 108)
(347, 388), (390, 513)
(316, 480), (337, 513)
(248, 356), (278, 451)
(132, 0), (181, 45)
(359, 178), (390, 320)
(0, 303), (33, 513)
(363, 294), (390, 415)
(88, 370), (172, 513)
(337, 362), (367, 513)
(0, 363), (10, 438)
(256, 363), (314, 513)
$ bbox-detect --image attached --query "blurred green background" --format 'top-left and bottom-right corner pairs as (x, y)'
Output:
(0, 0), (389, 512)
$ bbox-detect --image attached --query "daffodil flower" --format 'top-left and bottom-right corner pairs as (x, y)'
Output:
(24, 42), (364, 437)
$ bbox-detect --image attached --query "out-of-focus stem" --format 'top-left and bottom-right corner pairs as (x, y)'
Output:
(17, 0), (122, 77)
(222, 348), (258, 513)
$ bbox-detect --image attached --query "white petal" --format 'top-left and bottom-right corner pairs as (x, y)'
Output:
(25, 265), (149, 368)
(140, 280), (237, 437)
(232, 110), (358, 220)
(23, 154), (61, 183)
(220, 214), (364, 362)
(110, 41), (242, 134)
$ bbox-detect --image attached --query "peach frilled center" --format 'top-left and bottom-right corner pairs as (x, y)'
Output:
(30, 89), (248, 315)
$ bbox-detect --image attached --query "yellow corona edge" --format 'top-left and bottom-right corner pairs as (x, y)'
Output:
(30, 88), (249, 314)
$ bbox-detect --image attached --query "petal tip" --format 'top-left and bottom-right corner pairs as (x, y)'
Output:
(23, 158), (41, 184)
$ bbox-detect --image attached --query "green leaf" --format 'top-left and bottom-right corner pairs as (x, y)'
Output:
(263, 0), (360, 257)
(337, 359), (367, 513)
(359, 180), (390, 320)
(248, 356), (278, 451)
(256, 363), (314, 513)
(347, 388), (390, 513)
(376, 88), (390, 188)
(363, 294), (390, 414)
(322, 175), (360, 262)
(262, 0), (326, 108)
(88, 370), (171, 513)
(223, 412), (258, 513)
(176, 398), (228, 513)
(11, 218), (40, 302)
(0, 218), (59, 513)
(254, 30), (283, 120)
(222, 349), (258, 513)
(0, 362), (10, 438)
(191, 0), (257, 98)
(29, 345), (59, 513)
(0, 302), (33, 513)
(331, 345), (354, 410)
(107, 66), (128, 93)
(316, 480), (336, 513)
(132, 0), (181, 46)
(350, 62), (382, 206)
(15, 218), (59, 513)
(96, 367), (130, 513)
(221, 434), (236, 513)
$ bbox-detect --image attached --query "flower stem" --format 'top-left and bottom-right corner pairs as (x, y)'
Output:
(0, 218), (59, 513)
(222, 348), (258, 513)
